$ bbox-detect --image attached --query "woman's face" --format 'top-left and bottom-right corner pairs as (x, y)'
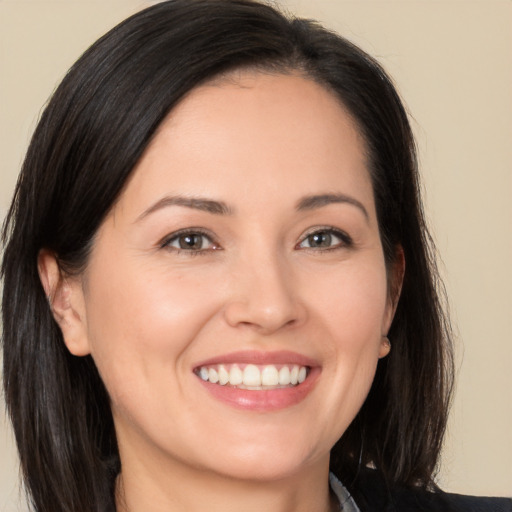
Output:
(60, 72), (397, 482)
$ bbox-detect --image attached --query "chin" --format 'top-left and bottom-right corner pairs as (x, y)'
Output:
(204, 454), (321, 483)
(187, 432), (327, 483)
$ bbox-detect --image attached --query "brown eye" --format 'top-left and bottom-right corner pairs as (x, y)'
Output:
(163, 231), (218, 253)
(178, 234), (205, 250)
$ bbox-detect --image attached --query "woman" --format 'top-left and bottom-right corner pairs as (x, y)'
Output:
(1, 1), (510, 511)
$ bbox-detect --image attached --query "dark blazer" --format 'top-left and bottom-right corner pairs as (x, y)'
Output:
(349, 469), (512, 512)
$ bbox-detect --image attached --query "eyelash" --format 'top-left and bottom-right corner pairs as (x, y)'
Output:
(296, 227), (353, 253)
(159, 226), (352, 256)
(160, 228), (219, 256)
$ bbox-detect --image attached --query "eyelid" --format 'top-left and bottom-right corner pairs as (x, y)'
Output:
(159, 227), (221, 253)
(296, 226), (353, 250)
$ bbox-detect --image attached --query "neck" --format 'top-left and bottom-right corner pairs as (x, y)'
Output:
(115, 452), (336, 512)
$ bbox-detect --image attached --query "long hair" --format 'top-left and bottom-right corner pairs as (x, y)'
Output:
(1, 1), (453, 510)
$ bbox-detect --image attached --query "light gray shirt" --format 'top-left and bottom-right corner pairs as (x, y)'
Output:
(329, 473), (360, 512)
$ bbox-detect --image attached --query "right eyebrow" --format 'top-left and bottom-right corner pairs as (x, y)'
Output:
(296, 193), (369, 222)
(135, 195), (233, 222)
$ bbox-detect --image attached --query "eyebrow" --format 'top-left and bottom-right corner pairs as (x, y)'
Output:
(296, 193), (369, 221)
(136, 192), (369, 222)
(135, 195), (233, 222)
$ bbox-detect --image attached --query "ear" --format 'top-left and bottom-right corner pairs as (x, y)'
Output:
(379, 245), (405, 358)
(389, 244), (405, 314)
(38, 249), (91, 356)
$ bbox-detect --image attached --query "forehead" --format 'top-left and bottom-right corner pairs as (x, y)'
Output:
(160, 70), (364, 150)
(118, 71), (373, 217)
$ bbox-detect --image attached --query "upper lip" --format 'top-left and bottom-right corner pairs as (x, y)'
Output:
(193, 350), (319, 369)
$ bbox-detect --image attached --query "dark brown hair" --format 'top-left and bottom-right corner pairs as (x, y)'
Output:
(1, 1), (453, 510)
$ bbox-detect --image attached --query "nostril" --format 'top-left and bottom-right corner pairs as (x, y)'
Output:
(222, 261), (305, 332)
(223, 300), (303, 334)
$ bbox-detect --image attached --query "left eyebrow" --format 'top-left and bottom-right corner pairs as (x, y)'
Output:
(296, 193), (369, 221)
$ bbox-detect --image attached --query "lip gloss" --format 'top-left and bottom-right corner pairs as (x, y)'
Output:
(193, 350), (320, 411)
(194, 350), (318, 368)
(196, 369), (319, 411)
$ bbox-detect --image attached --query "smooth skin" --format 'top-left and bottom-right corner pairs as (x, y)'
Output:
(39, 71), (403, 512)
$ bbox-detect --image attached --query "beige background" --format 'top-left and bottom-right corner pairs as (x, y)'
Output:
(1, 0), (511, 509)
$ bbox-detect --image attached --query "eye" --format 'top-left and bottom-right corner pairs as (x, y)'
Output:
(161, 229), (219, 253)
(297, 228), (351, 251)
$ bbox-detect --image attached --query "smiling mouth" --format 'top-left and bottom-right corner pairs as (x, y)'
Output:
(195, 363), (310, 390)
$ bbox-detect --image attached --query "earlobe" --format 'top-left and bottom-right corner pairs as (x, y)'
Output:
(379, 336), (391, 359)
(37, 249), (91, 356)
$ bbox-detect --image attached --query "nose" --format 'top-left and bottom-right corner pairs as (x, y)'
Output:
(223, 251), (306, 335)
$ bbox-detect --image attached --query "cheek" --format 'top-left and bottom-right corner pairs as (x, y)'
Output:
(82, 257), (224, 401)
(306, 257), (389, 422)
(332, 266), (388, 378)
(312, 257), (390, 343)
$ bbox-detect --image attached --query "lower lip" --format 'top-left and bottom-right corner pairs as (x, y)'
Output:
(196, 367), (320, 412)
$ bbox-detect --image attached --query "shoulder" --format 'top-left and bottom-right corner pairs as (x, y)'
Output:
(439, 492), (512, 512)
(348, 468), (512, 512)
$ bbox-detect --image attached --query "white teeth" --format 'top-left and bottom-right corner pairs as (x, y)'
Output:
(278, 366), (291, 385)
(243, 364), (261, 386)
(229, 365), (243, 385)
(199, 367), (209, 381)
(218, 365), (229, 385)
(261, 365), (279, 386)
(208, 368), (219, 384)
(197, 363), (309, 388)
(290, 365), (299, 385)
